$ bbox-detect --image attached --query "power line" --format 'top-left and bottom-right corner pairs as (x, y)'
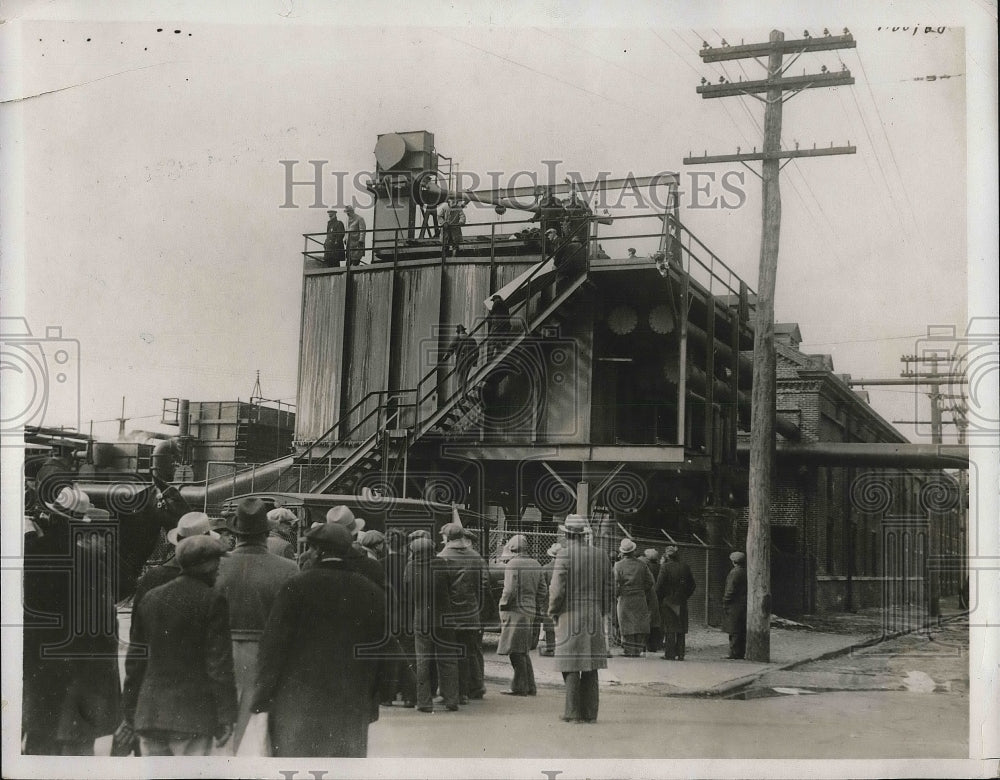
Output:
(855, 48), (924, 238)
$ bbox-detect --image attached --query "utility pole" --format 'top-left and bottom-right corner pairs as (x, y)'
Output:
(684, 29), (857, 661)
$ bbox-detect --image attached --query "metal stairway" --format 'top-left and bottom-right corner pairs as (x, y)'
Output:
(284, 247), (592, 496)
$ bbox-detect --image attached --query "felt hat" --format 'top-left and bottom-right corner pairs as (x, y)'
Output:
(619, 538), (637, 555)
(559, 513), (589, 536)
(306, 522), (353, 556)
(730, 551), (746, 564)
(326, 505), (365, 535)
(644, 548), (660, 560)
(166, 511), (219, 545)
(175, 534), (229, 570)
(408, 529), (432, 541)
(45, 485), (91, 520)
(228, 497), (270, 536)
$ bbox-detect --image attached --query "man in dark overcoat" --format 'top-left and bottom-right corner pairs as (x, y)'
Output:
(382, 528), (417, 707)
(722, 551), (748, 660)
(437, 522), (490, 702)
(23, 487), (122, 755)
(643, 548), (663, 652)
(548, 514), (611, 723)
(323, 209), (346, 266)
(656, 545), (697, 660)
(122, 535), (236, 756)
(405, 536), (460, 712)
(251, 523), (386, 757)
(214, 497), (298, 748)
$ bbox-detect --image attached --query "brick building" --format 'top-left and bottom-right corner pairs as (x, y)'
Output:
(736, 324), (965, 617)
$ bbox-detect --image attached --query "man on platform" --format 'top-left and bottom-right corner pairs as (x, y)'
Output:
(344, 205), (367, 265)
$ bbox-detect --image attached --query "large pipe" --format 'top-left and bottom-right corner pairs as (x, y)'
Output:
(668, 363), (802, 442)
(737, 441), (969, 469)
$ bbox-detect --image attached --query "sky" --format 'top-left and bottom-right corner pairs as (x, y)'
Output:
(0, 1), (995, 448)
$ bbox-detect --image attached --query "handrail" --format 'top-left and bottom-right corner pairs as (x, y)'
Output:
(414, 226), (590, 413)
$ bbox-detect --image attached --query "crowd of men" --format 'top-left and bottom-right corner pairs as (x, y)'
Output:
(23, 484), (749, 758)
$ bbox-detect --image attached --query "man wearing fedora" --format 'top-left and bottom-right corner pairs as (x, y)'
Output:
(214, 497), (299, 748)
(405, 536), (461, 713)
(23, 486), (122, 755)
(122, 535), (236, 756)
(722, 551), (749, 660)
(323, 208), (345, 267)
(548, 514), (612, 723)
(656, 545), (697, 661)
(325, 505), (386, 587)
(613, 538), (655, 657)
(131, 511), (220, 609)
(497, 534), (547, 696)
(253, 523), (386, 756)
(438, 522), (490, 701)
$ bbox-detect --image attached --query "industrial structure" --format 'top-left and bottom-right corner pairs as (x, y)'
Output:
(59, 129), (967, 621)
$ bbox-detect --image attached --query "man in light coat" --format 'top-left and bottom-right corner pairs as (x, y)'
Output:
(214, 497), (298, 747)
(122, 535), (236, 756)
(548, 515), (611, 723)
(613, 538), (655, 657)
(497, 534), (547, 696)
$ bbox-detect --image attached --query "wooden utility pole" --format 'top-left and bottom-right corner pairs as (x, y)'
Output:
(684, 29), (857, 661)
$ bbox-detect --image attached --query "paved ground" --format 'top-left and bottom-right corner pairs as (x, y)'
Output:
(369, 610), (969, 759)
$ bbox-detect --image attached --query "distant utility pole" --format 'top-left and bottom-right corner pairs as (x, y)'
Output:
(684, 29), (857, 662)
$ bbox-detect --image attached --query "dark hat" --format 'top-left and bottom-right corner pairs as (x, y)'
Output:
(228, 497), (270, 536)
(306, 522), (353, 556)
(456, 324), (467, 333)
(176, 534), (230, 570)
(327, 209), (337, 214)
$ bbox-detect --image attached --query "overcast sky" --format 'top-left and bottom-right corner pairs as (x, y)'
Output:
(1, 1), (995, 447)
